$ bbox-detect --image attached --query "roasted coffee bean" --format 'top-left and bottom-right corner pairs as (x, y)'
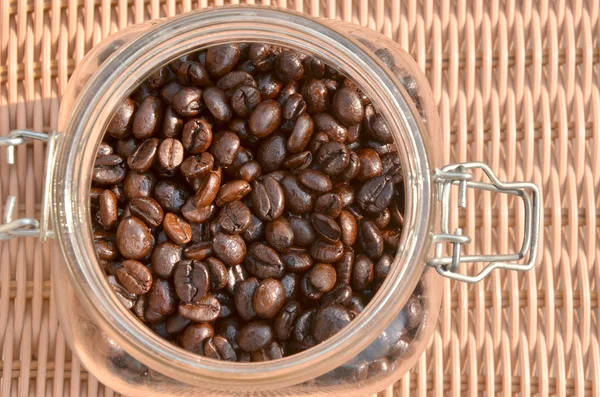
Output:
(283, 151), (312, 172)
(280, 272), (300, 301)
(179, 294), (221, 322)
(307, 131), (329, 155)
(182, 118), (212, 154)
(107, 275), (137, 309)
(364, 104), (393, 143)
(116, 217), (153, 259)
(208, 131), (240, 167)
(332, 184), (355, 208)
(256, 73), (283, 99)
(131, 294), (147, 319)
(165, 313), (191, 335)
(298, 169), (332, 193)
(183, 241), (213, 260)
(333, 247), (354, 287)
(218, 317), (241, 350)
(381, 228), (402, 248)
(311, 214), (341, 243)
(242, 214), (265, 243)
(314, 193), (343, 218)
(249, 100), (282, 138)
(180, 323), (214, 354)
(359, 220), (384, 259)
(253, 278), (285, 319)
(147, 67), (168, 90)
(245, 243), (284, 279)
(257, 133), (287, 173)
(287, 114), (314, 153)
(373, 209), (391, 229)
(249, 44), (280, 71)
(235, 277), (259, 321)
(274, 301), (301, 340)
(213, 232), (246, 266)
(206, 44), (240, 77)
(98, 190), (118, 229)
(339, 210), (358, 246)
(174, 260), (210, 303)
(202, 87), (232, 122)
(205, 336), (237, 361)
(182, 201), (216, 224)
(117, 260), (153, 295)
(356, 175), (394, 214)
(172, 87), (203, 117)
(157, 138), (184, 171)
(307, 263), (336, 294)
(294, 309), (317, 347)
(275, 50), (304, 82)
(147, 278), (177, 316)
(230, 85), (261, 118)
(313, 304), (352, 342)
(266, 170), (291, 182)
(177, 61), (210, 86)
(356, 148), (382, 181)
(93, 154), (126, 185)
(237, 160), (262, 182)
(191, 169), (222, 207)
(108, 98), (136, 138)
(317, 141), (350, 176)
(180, 152), (214, 179)
(250, 176), (285, 221)
(160, 81), (184, 104)
(128, 138), (159, 172)
(303, 79), (328, 114)
(226, 264), (248, 295)
(237, 321), (274, 352)
(163, 213), (192, 244)
(215, 200), (252, 234)
(314, 113), (347, 143)
(161, 107), (184, 138)
(95, 239), (119, 260)
(402, 296), (422, 331)
(151, 242), (181, 278)
(352, 254), (375, 291)
(205, 257), (228, 291)
(116, 137), (138, 158)
(128, 197), (164, 228)
(303, 56), (325, 78)
(282, 93), (306, 120)
(282, 249), (313, 273)
(280, 176), (314, 215)
(333, 87), (364, 126)
(323, 285), (353, 306)
(336, 151), (361, 183)
(133, 96), (164, 139)
(309, 240), (344, 263)
(288, 216), (316, 247)
(364, 139), (396, 156)
(217, 71), (256, 92)
(375, 253), (393, 281)
(277, 82), (299, 104)
(251, 341), (284, 362)
(124, 171), (156, 200)
(265, 217), (294, 253)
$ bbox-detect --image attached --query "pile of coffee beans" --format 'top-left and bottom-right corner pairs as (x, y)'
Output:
(92, 43), (423, 365)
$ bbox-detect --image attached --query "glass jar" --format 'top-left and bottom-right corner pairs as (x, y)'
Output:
(0, 6), (541, 396)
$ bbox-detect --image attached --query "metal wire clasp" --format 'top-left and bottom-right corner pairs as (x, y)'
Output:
(426, 162), (541, 283)
(0, 129), (58, 242)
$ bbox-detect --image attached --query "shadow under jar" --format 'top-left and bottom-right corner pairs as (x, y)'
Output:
(0, 6), (539, 397)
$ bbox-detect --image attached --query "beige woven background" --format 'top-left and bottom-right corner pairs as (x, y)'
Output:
(1, 0), (599, 396)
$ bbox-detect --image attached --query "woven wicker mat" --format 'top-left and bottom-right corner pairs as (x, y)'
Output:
(1, 1), (599, 396)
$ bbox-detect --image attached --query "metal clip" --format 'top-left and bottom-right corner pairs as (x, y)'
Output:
(0, 129), (58, 242)
(426, 162), (541, 283)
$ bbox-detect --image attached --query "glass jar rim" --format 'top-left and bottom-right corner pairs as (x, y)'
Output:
(53, 6), (433, 390)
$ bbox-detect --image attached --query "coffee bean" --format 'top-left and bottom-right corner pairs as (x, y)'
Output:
(253, 278), (285, 319)
(249, 100), (282, 138)
(257, 133), (287, 173)
(359, 220), (384, 259)
(313, 304), (352, 342)
(347, 124), (361, 144)
(163, 213), (192, 244)
(208, 131), (240, 168)
(314, 193), (343, 218)
(373, 209), (391, 229)
(166, 313), (191, 335)
(352, 254), (374, 291)
(302, 79), (328, 114)
(131, 294), (147, 319)
(294, 309), (317, 347)
(205, 257), (228, 291)
(249, 44), (280, 71)
(245, 243), (284, 279)
(323, 285), (353, 306)
(173, 260), (210, 303)
(127, 138), (159, 172)
(205, 336), (237, 361)
(98, 190), (118, 229)
(251, 341), (284, 362)
(282, 151), (313, 172)
(309, 240), (344, 263)
(288, 216), (316, 247)
(182, 201), (216, 224)
(133, 96), (164, 139)
(160, 81), (184, 104)
(93, 154), (126, 185)
(129, 197), (164, 228)
(332, 184), (355, 208)
(218, 317), (241, 350)
(183, 241), (213, 260)
(95, 239), (119, 260)
(231, 85), (261, 118)
(356, 148), (382, 181)
(177, 61), (210, 86)
(381, 228), (402, 248)
(107, 275), (137, 309)
(226, 264), (248, 295)
(206, 44), (240, 77)
(172, 87), (203, 117)
(213, 232), (246, 266)
(402, 296), (422, 331)
(287, 114), (314, 153)
(147, 278), (178, 316)
(123, 171), (156, 200)
(317, 141), (350, 176)
(375, 253), (393, 280)
(108, 98), (136, 138)
(339, 210), (358, 246)
(235, 277), (259, 321)
(157, 138), (184, 171)
(314, 113), (347, 142)
(179, 294), (221, 322)
(275, 51), (304, 82)
(117, 260), (153, 295)
(282, 249), (313, 273)
(180, 152), (214, 179)
(182, 118), (213, 154)
(364, 139), (396, 156)
(151, 241), (181, 278)
(180, 323), (214, 354)
(335, 151), (361, 183)
(217, 71), (256, 92)
(333, 87), (364, 126)
(160, 108), (183, 138)
(116, 217), (153, 259)
(307, 131), (329, 155)
(298, 169), (332, 193)
(281, 272), (300, 301)
(265, 217), (294, 253)
(250, 176), (285, 221)
(256, 73), (283, 99)
(310, 214), (341, 243)
(274, 301), (301, 340)
(215, 200), (252, 234)
(280, 176), (314, 215)
(242, 214), (265, 243)
(364, 104), (393, 143)
(308, 263), (337, 294)
(303, 56), (325, 78)
(282, 93), (306, 120)
(356, 175), (394, 214)
(190, 168), (222, 208)
(236, 160), (262, 183)
(203, 87), (232, 122)
(333, 247), (354, 287)
(238, 321), (274, 352)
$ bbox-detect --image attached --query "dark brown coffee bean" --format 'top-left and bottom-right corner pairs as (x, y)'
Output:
(127, 197), (162, 228)
(213, 232), (246, 266)
(237, 160), (262, 182)
(182, 118), (213, 154)
(242, 214), (265, 243)
(274, 301), (301, 340)
(159, 81), (183, 104)
(288, 216), (316, 247)
(179, 295), (221, 322)
(91, 187), (103, 202)
(95, 239), (119, 260)
(257, 133), (287, 173)
(160, 108), (183, 138)
(180, 323), (214, 354)
(131, 294), (147, 319)
(249, 44), (280, 71)
(117, 260), (153, 295)
(266, 170), (291, 182)
(156, 138), (184, 171)
(204, 257), (227, 291)
(163, 213), (192, 244)
(218, 317), (241, 350)
(294, 309), (317, 347)
(281, 272), (300, 301)
(253, 278), (285, 319)
(147, 278), (177, 316)
(206, 44), (240, 77)
(265, 217), (294, 253)
(313, 304), (352, 342)
(323, 285), (353, 306)
(333, 87), (364, 126)
(249, 100), (282, 138)
(275, 50), (304, 82)
(308, 263), (337, 294)
(256, 73), (283, 99)
(124, 171), (156, 200)
(245, 242), (284, 279)
(250, 176), (285, 221)
(217, 71), (256, 92)
(205, 336), (237, 361)
(317, 141), (350, 176)
(298, 169), (332, 193)
(116, 137), (137, 158)
(172, 87), (203, 117)
(303, 56), (325, 78)
(116, 217), (153, 259)
(282, 151), (312, 172)
(310, 214), (341, 243)
(238, 321), (274, 352)
(180, 152), (214, 179)
(98, 190), (118, 229)
(381, 228), (402, 249)
(359, 220), (384, 259)
(364, 104), (393, 143)
(215, 200), (252, 234)
(226, 264), (248, 295)
(203, 87), (232, 122)
(356, 148), (382, 181)
(165, 313), (191, 335)
(334, 247), (354, 286)
(107, 275), (137, 309)
(230, 85), (261, 117)
(352, 254), (374, 291)
(339, 210), (358, 246)
(108, 98), (136, 138)
(381, 153), (403, 183)
(365, 139), (396, 155)
(280, 176), (314, 215)
(356, 175), (394, 214)
(314, 113), (347, 142)
(191, 168), (222, 207)
(334, 152), (360, 184)
(147, 67), (168, 90)
(303, 79), (328, 114)
(183, 241), (213, 260)
(251, 341), (284, 362)
(286, 114), (314, 153)
(235, 277), (259, 321)
(151, 242), (181, 278)
(174, 260), (210, 303)
(309, 240), (344, 263)
(177, 61), (210, 86)
(347, 123), (361, 144)
(210, 131), (240, 166)
(282, 249), (313, 273)
(93, 154), (126, 185)
(402, 296), (422, 330)
(127, 138), (158, 172)
(133, 96), (164, 139)
(282, 93), (306, 120)
(375, 253), (393, 280)
(314, 193), (343, 218)
(373, 208), (391, 229)
(307, 131), (329, 155)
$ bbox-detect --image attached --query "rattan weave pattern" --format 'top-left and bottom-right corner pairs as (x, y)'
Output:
(1, 1), (598, 396)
